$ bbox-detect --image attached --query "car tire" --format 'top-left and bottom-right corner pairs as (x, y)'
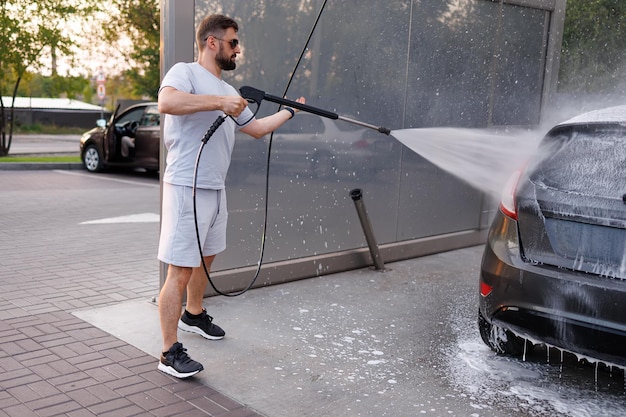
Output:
(83, 144), (104, 172)
(478, 309), (531, 356)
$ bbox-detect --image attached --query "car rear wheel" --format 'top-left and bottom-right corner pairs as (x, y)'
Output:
(478, 309), (532, 356)
(83, 144), (103, 172)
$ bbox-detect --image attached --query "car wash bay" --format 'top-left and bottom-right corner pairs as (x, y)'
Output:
(1, 169), (622, 417)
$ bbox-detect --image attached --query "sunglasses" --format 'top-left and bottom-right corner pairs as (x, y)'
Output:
(208, 36), (239, 49)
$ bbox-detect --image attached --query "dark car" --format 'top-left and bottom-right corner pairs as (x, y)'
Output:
(80, 102), (160, 172)
(478, 104), (626, 367)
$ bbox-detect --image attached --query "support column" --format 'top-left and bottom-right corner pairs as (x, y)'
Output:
(159, 0), (195, 290)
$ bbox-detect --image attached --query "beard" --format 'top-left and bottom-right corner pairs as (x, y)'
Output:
(216, 45), (236, 71)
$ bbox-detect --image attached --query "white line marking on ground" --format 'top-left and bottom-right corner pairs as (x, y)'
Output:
(54, 170), (159, 188)
(80, 213), (160, 224)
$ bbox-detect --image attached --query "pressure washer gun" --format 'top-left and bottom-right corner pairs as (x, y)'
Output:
(239, 86), (391, 136)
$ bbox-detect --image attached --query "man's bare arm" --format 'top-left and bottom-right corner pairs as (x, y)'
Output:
(158, 86), (247, 117)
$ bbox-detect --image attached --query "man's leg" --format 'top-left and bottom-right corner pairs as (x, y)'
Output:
(157, 264), (204, 378)
(121, 136), (131, 157)
(178, 254), (226, 340)
(159, 264), (192, 352)
(185, 255), (215, 315)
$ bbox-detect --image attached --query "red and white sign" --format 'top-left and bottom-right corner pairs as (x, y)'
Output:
(97, 84), (106, 100)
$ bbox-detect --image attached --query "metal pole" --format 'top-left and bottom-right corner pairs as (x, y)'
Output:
(337, 115), (391, 135)
(350, 188), (385, 271)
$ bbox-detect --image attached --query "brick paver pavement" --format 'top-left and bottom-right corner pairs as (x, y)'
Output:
(0, 169), (264, 417)
(0, 312), (261, 417)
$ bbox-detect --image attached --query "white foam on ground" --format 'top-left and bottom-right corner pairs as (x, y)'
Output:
(445, 317), (626, 417)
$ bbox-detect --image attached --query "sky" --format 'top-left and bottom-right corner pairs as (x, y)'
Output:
(41, 2), (132, 79)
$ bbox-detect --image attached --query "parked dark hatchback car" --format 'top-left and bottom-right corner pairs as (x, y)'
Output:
(478, 105), (626, 366)
(80, 102), (160, 172)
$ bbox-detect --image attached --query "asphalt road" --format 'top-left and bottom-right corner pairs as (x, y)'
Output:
(9, 133), (81, 155)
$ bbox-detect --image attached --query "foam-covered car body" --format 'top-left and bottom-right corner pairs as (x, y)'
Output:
(478, 105), (626, 366)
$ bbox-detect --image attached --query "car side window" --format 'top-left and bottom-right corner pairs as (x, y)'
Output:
(116, 108), (145, 126)
(140, 106), (160, 127)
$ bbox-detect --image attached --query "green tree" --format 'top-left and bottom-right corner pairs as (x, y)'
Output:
(17, 72), (90, 100)
(559, 0), (626, 93)
(0, 0), (99, 156)
(105, 0), (160, 100)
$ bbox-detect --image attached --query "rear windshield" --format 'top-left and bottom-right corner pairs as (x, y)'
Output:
(529, 124), (626, 197)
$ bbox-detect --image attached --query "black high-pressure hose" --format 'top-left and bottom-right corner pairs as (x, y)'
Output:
(193, 0), (329, 297)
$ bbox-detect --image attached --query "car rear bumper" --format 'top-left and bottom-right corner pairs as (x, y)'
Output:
(479, 211), (626, 366)
(489, 305), (626, 366)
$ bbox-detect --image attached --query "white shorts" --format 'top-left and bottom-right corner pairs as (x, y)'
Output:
(158, 183), (228, 267)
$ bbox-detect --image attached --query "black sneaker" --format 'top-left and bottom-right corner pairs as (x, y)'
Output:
(157, 342), (203, 378)
(178, 309), (226, 340)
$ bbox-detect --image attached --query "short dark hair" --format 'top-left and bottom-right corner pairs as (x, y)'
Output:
(197, 14), (239, 49)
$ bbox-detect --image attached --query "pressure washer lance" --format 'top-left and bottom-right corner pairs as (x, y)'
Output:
(239, 86), (391, 135)
(195, 87), (391, 297)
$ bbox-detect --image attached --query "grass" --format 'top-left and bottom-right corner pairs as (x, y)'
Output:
(0, 155), (81, 163)
(13, 124), (86, 135)
(0, 123), (83, 163)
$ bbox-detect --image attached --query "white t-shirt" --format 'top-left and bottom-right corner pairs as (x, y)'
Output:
(160, 62), (254, 189)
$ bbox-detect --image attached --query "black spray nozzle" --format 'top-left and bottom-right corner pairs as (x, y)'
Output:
(239, 85), (391, 135)
(378, 126), (391, 135)
(239, 86), (266, 106)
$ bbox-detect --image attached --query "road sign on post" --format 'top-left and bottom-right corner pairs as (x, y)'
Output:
(96, 67), (106, 103)
(95, 67), (106, 116)
(97, 84), (106, 100)
(96, 68), (106, 85)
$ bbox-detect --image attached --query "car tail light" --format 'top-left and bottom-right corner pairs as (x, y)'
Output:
(499, 169), (522, 220)
(352, 139), (369, 149)
(480, 281), (493, 297)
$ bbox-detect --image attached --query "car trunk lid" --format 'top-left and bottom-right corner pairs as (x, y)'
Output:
(517, 123), (626, 279)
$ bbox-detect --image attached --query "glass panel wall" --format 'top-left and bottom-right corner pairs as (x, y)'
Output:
(183, 0), (560, 271)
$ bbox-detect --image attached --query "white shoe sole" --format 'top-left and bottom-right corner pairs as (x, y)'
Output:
(178, 320), (224, 340)
(157, 361), (202, 378)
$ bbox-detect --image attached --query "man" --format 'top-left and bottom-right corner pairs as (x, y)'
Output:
(157, 14), (304, 378)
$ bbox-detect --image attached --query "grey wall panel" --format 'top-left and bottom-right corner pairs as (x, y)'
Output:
(160, 0), (566, 289)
